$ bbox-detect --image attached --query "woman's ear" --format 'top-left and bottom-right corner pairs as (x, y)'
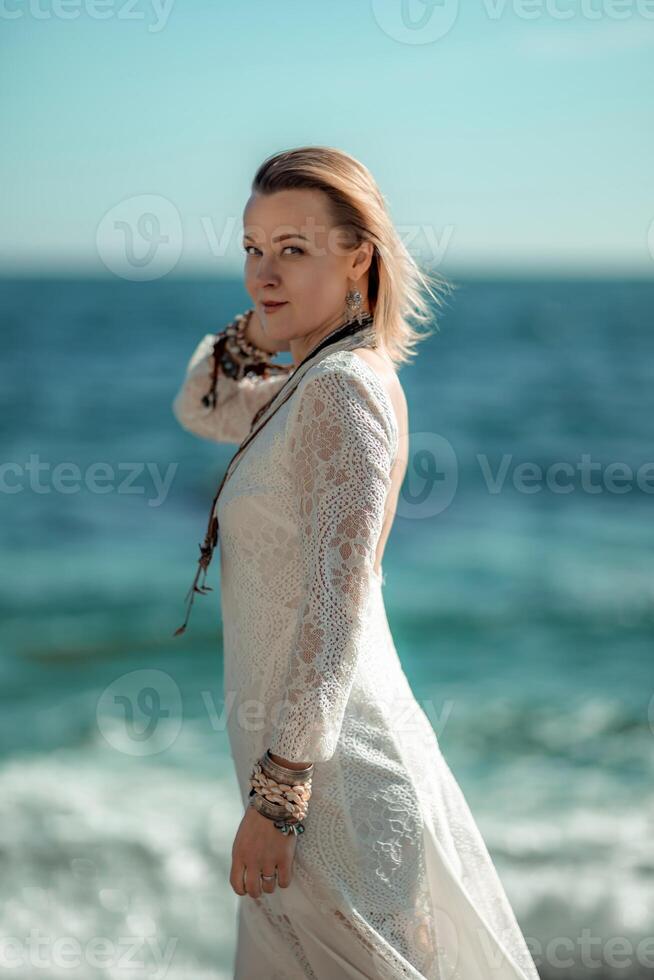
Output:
(350, 239), (375, 281)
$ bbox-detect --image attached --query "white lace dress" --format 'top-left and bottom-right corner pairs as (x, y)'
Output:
(173, 332), (540, 980)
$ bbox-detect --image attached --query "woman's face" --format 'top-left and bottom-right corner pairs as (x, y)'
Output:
(242, 188), (371, 345)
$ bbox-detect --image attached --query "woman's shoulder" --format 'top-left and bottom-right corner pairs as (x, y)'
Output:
(296, 349), (402, 450)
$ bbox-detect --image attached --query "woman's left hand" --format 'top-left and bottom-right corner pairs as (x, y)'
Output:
(230, 805), (298, 898)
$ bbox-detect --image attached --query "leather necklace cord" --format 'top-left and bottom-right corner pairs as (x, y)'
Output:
(173, 313), (377, 637)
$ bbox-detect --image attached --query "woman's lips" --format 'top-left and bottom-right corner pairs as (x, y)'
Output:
(262, 301), (287, 312)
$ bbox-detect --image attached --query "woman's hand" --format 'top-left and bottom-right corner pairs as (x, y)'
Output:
(244, 308), (290, 355)
(230, 804), (297, 898)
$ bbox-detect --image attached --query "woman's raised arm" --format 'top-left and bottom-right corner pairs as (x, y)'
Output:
(172, 313), (292, 444)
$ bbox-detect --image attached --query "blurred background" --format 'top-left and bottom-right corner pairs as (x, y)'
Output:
(2, 4), (653, 979)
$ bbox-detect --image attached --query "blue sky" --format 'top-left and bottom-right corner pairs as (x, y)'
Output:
(2, 0), (653, 276)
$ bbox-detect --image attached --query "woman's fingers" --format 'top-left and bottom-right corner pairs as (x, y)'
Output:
(244, 866), (262, 900)
(276, 858), (292, 889)
(260, 865), (278, 894)
(230, 858), (292, 898)
(229, 858), (247, 897)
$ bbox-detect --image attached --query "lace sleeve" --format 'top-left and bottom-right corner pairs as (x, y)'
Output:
(172, 332), (290, 444)
(268, 361), (397, 764)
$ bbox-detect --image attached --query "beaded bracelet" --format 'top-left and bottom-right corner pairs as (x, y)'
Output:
(201, 310), (291, 409)
(247, 749), (314, 836)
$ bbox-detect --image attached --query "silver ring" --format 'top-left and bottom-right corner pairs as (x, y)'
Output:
(261, 872), (277, 880)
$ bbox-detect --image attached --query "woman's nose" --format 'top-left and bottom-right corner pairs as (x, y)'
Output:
(254, 254), (281, 287)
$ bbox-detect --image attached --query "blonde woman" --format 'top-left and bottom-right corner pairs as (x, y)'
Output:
(172, 147), (539, 980)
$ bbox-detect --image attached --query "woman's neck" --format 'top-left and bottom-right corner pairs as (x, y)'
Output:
(290, 310), (373, 367)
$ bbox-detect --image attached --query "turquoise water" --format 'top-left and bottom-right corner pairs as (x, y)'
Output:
(2, 277), (653, 978)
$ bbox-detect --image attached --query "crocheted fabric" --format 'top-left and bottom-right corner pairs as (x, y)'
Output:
(172, 336), (540, 980)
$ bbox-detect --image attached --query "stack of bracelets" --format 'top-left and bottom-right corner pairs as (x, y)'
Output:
(201, 309), (292, 408)
(248, 749), (314, 836)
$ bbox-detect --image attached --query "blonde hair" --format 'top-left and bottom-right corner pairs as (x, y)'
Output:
(251, 146), (455, 368)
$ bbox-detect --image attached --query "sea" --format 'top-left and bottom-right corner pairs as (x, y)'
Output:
(1, 276), (652, 979)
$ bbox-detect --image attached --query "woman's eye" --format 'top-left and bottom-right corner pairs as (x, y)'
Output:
(243, 245), (303, 256)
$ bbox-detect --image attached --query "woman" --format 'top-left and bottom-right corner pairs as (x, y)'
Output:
(172, 147), (540, 980)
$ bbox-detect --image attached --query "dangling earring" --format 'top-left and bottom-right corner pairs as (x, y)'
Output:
(344, 287), (365, 326)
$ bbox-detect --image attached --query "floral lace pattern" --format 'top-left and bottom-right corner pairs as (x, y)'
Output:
(172, 337), (541, 980)
(267, 359), (398, 763)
